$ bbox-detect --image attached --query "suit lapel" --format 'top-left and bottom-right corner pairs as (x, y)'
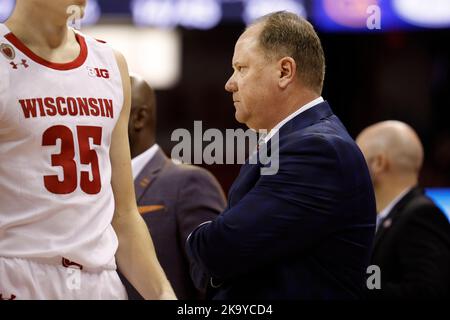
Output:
(278, 101), (334, 138)
(228, 102), (334, 206)
(258, 101), (333, 174)
(373, 186), (422, 249)
(134, 148), (168, 203)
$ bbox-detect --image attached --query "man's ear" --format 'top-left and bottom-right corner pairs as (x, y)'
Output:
(370, 153), (389, 176)
(278, 57), (296, 89)
(131, 106), (150, 131)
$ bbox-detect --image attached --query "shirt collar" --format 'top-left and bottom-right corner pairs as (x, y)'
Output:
(377, 187), (412, 228)
(263, 96), (324, 144)
(131, 144), (160, 180)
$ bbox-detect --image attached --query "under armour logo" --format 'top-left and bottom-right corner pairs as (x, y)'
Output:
(10, 59), (29, 69)
(62, 257), (83, 270)
(0, 293), (16, 300)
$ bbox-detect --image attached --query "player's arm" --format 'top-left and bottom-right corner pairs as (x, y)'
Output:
(110, 49), (176, 300)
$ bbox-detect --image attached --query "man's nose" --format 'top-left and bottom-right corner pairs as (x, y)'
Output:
(225, 75), (237, 92)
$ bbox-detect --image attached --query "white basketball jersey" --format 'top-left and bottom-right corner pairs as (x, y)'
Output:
(0, 24), (123, 269)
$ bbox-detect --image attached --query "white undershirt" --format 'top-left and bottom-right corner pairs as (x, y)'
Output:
(262, 96), (324, 144)
(131, 144), (160, 180)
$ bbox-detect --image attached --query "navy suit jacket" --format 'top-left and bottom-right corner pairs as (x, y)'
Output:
(186, 101), (376, 299)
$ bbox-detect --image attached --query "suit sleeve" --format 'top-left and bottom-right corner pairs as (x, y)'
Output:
(176, 167), (226, 248)
(186, 135), (353, 281)
(376, 205), (450, 299)
(176, 167), (227, 290)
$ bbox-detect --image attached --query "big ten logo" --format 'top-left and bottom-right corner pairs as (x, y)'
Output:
(366, 265), (381, 290)
(66, 268), (81, 291)
(66, 5), (84, 30)
(87, 67), (110, 79)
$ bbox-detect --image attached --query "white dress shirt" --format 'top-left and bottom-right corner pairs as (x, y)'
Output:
(131, 144), (160, 180)
(376, 187), (412, 230)
(262, 96), (324, 144)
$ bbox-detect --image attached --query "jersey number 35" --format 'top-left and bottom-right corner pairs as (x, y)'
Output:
(42, 125), (102, 195)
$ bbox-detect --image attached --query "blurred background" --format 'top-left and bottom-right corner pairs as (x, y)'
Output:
(1, 0), (449, 215)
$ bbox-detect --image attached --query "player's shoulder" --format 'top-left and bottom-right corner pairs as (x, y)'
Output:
(76, 29), (127, 73)
(111, 48), (127, 71)
(77, 30), (116, 51)
(75, 29), (112, 52)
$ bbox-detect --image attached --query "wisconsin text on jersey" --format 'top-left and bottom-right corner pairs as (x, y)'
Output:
(18, 97), (114, 119)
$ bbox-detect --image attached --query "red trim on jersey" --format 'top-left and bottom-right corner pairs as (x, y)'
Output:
(4, 32), (88, 71)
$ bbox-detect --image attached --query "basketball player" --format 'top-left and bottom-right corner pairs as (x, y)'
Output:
(0, 0), (176, 299)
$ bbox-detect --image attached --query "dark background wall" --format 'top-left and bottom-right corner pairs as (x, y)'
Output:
(3, 0), (448, 194)
(155, 25), (450, 193)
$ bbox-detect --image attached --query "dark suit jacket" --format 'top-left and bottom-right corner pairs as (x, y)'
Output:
(120, 148), (226, 300)
(369, 187), (450, 299)
(186, 101), (377, 300)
